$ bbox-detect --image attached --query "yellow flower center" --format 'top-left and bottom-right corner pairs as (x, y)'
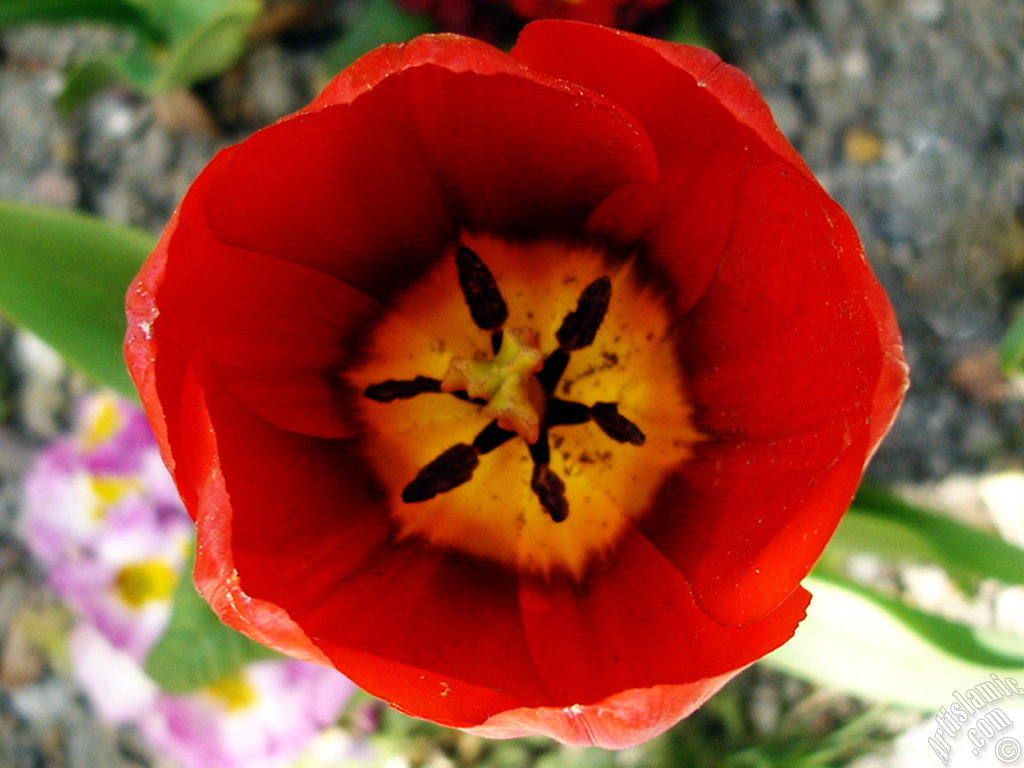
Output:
(204, 671), (258, 711)
(88, 476), (142, 521)
(80, 393), (124, 450)
(347, 234), (700, 578)
(114, 560), (178, 608)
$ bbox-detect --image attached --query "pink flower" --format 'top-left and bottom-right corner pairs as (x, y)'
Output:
(22, 393), (193, 659)
(70, 624), (357, 768)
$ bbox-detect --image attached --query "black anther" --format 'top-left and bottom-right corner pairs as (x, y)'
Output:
(402, 443), (480, 503)
(555, 276), (611, 351)
(456, 246), (508, 332)
(591, 402), (646, 446)
(531, 464), (569, 523)
(364, 376), (442, 402)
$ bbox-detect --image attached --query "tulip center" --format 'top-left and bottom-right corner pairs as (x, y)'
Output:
(348, 234), (700, 577)
(441, 325), (545, 444)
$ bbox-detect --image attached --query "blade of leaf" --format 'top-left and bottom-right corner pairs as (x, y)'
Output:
(56, 56), (133, 115)
(150, 0), (260, 93)
(999, 302), (1024, 374)
(765, 574), (1024, 710)
(145, 546), (281, 694)
(322, 0), (434, 77)
(0, 0), (147, 26)
(133, 0), (252, 42)
(0, 202), (153, 399)
(819, 483), (1024, 591)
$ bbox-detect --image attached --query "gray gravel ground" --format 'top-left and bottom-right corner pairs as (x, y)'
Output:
(0, 0), (1022, 765)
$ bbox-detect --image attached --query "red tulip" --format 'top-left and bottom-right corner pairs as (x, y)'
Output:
(125, 21), (908, 749)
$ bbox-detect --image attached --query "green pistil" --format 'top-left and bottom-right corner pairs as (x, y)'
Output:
(442, 327), (544, 444)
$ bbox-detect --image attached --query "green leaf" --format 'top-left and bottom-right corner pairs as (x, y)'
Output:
(56, 56), (133, 114)
(145, 548), (281, 694)
(150, 0), (260, 93)
(322, 0), (434, 77)
(999, 302), (1024, 374)
(820, 484), (1024, 591)
(0, 0), (148, 27)
(765, 574), (1024, 710)
(0, 202), (152, 399)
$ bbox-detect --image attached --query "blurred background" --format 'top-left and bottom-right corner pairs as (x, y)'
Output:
(0, 1), (1022, 766)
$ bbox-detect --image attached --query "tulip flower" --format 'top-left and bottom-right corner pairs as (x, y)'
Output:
(125, 21), (907, 748)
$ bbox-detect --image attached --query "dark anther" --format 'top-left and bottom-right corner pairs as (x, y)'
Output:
(527, 430), (568, 522)
(555, 276), (611, 351)
(546, 399), (591, 426)
(456, 246), (508, 332)
(364, 376), (442, 402)
(473, 420), (516, 455)
(491, 330), (503, 355)
(591, 402), (646, 446)
(531, 464), (569, 523)
(402, 443), (480, 503)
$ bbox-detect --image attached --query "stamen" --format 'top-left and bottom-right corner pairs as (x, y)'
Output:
(555, 276), (611, 351)
(536, 349), (569, 394)
(531, 464), (569, 523)
(526, 430), (569, 522)
(402, 443), (480, 503)
(365, 376), (442, 402)
(591, 402), (646, 446)
(473, 420), (516, 454)
(456, 246), (508, 332)
(546, 398), (591, 426)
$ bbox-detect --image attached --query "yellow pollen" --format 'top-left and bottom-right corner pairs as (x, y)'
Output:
(441, 327), (544, 443)
(114, 560), (178, 608)
(204, 672), (258, 711)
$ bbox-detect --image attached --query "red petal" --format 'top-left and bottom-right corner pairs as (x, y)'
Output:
(514, 21), (812, 179)
(640, 163), (907, 625)
(205, 34), (656, 302)
(180, 356), (333, 665)
(127, 148), (380, 442)
(517, 527), (808, 702)
(465, 674), (738, 748)
(513, 22), (812, 314)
